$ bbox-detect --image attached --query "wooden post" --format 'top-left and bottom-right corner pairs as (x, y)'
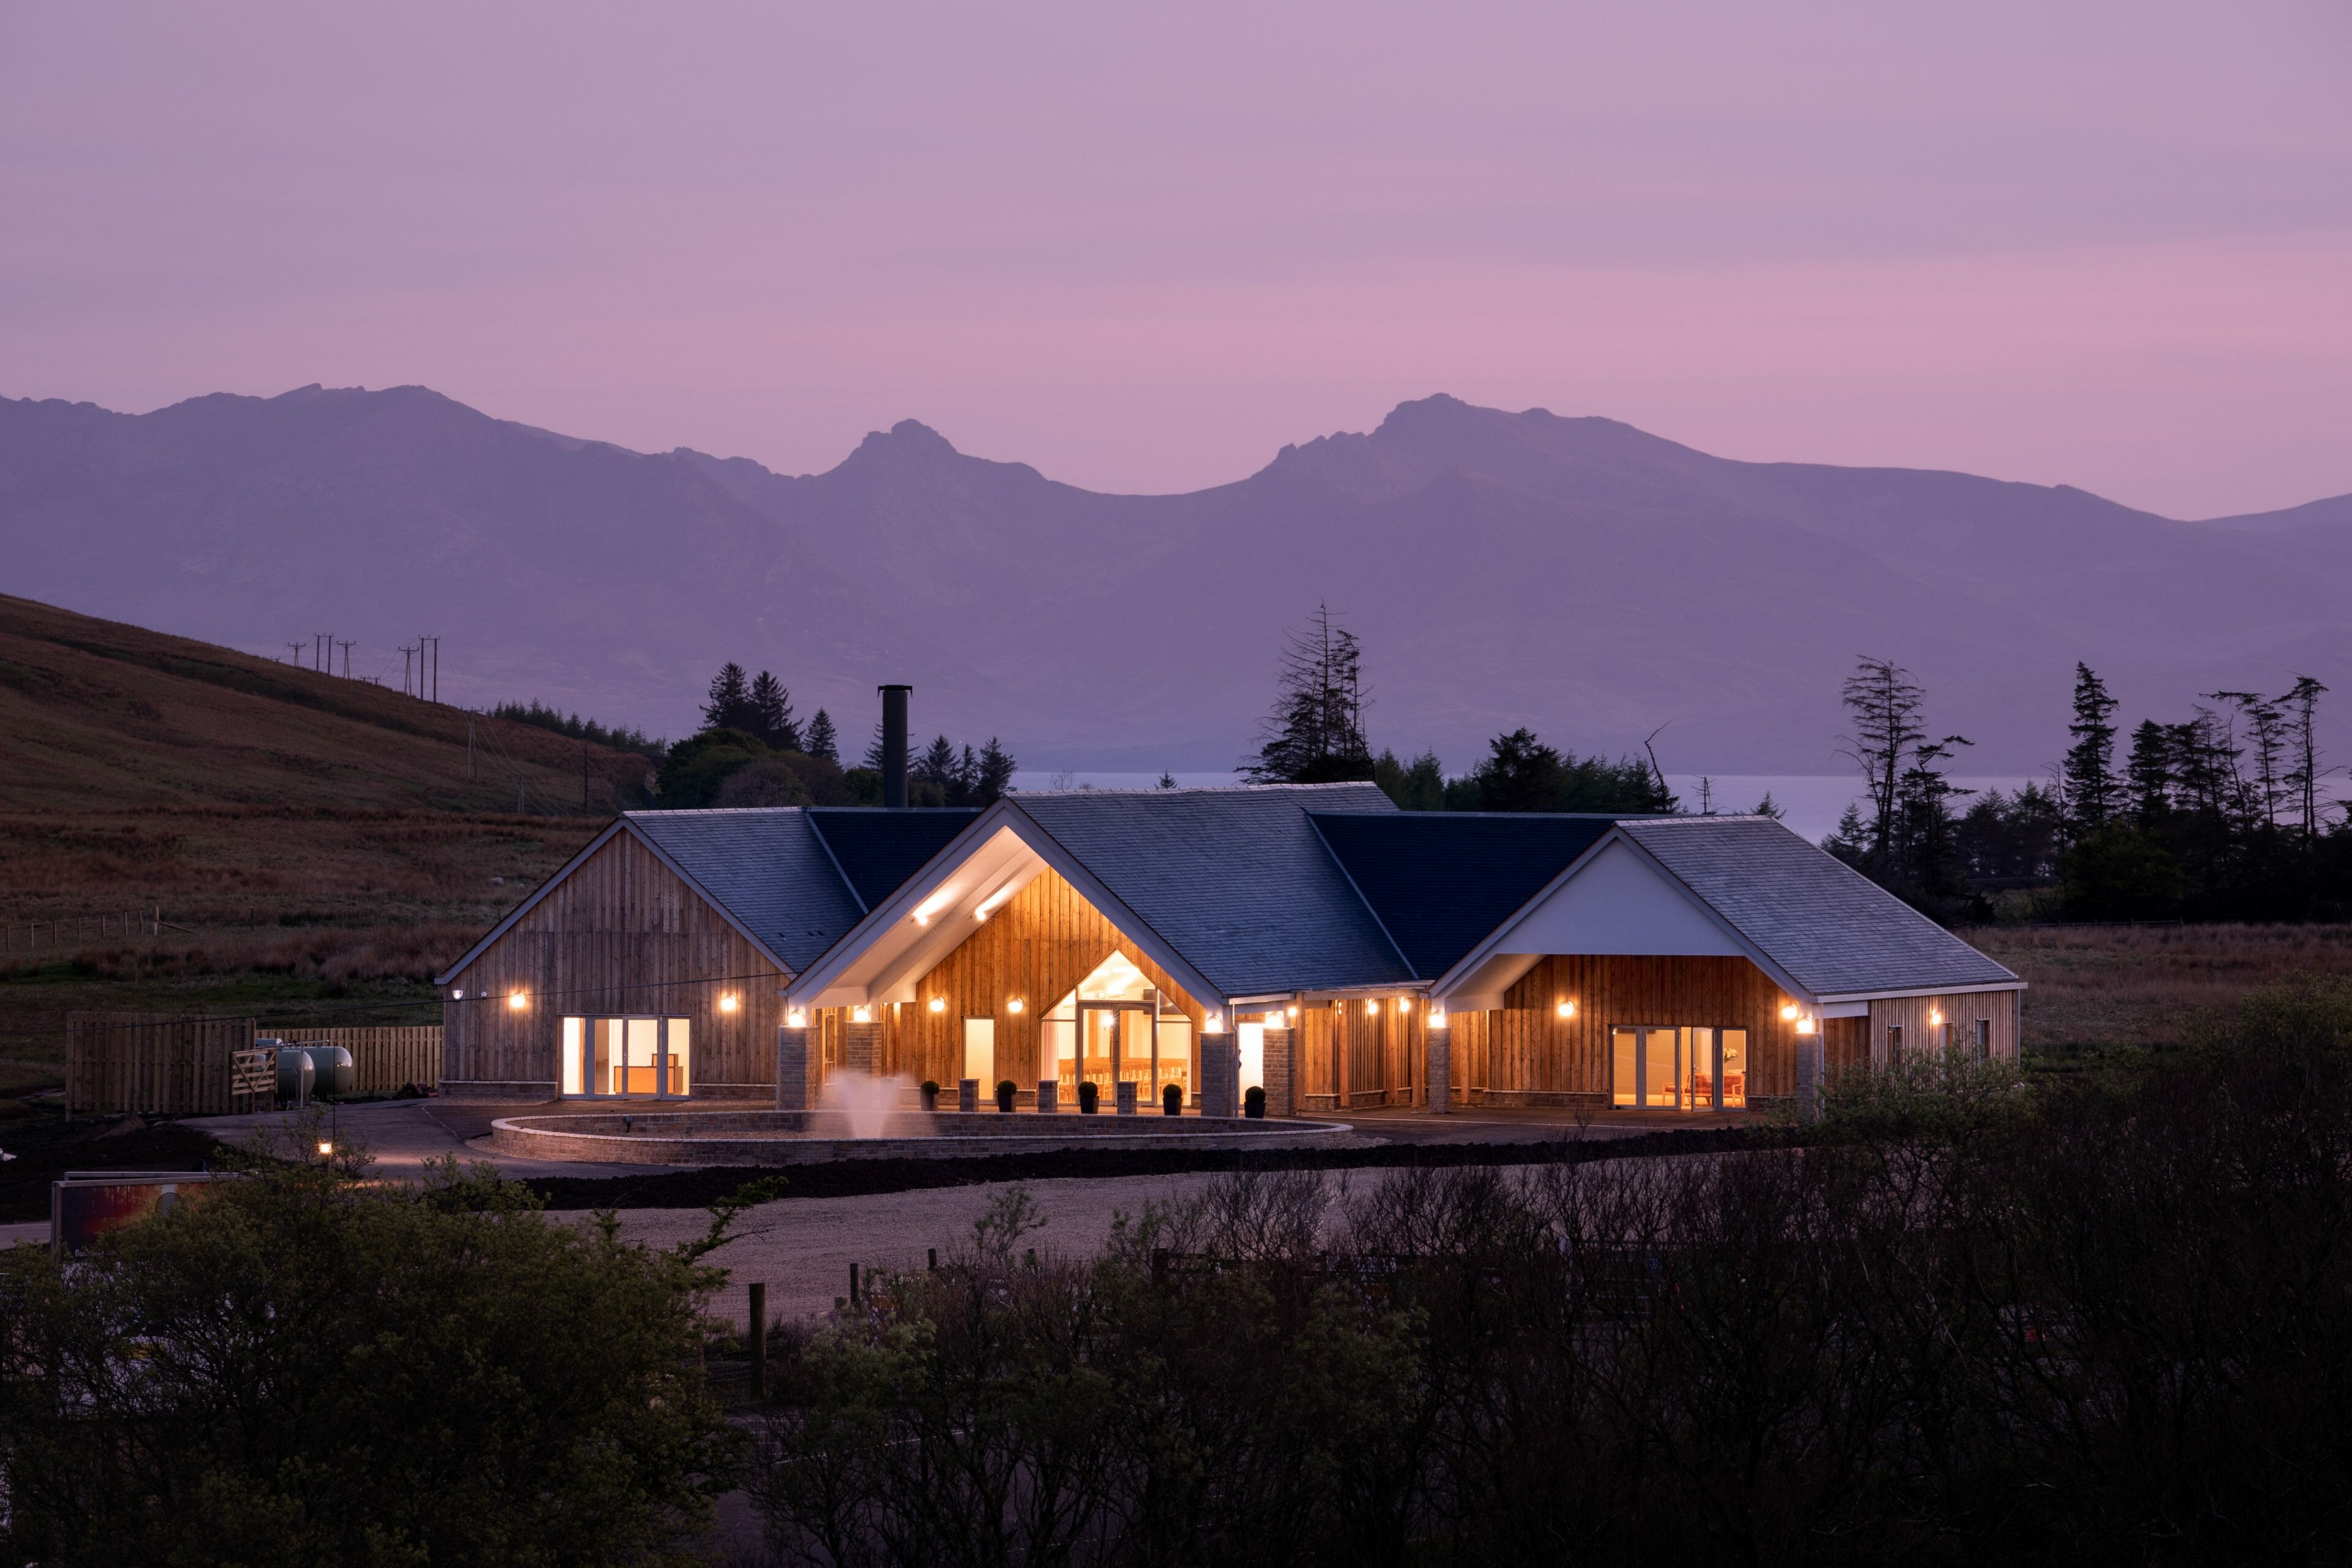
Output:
(747, 1282), (767, 1400)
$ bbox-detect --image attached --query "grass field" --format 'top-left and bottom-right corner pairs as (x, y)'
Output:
(1971, 922), (2352, 1070)
(0, 594), (643, 1088)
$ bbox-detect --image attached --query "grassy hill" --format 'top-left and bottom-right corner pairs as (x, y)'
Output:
(0, 594), (660, 1090)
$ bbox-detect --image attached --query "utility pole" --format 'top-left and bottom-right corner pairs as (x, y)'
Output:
(337, 639), (354, 677)
(284, 641), (303, 666)
(399, 644), (417, 696)
(421, 635), (440, 703)
(315, 633), (328, 670)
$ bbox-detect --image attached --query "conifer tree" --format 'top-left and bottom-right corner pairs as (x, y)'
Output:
(701, 663), (755, 733)
(747, 671), (799, 751)
(1244, 605), (1371, 783)
(805, 709), (838, 763)
(973, 739), (1017, 805)
(2062, 663), (2120, 838)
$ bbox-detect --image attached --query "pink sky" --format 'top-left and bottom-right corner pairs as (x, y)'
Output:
(4, 1), (2348, 516)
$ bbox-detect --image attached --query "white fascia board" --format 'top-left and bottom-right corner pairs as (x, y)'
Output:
(783, 801), (1227, 1018)
(434, 818), (630, 987)
(1426, 826), (1819, 1008)
(1814, 980), (2029, 1005)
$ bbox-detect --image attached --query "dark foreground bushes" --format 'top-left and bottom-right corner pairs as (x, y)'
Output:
(750, 979), (2352, 1568)
(0, 1148), (741, 1567)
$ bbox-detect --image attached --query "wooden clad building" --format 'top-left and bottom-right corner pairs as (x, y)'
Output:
(438, 783), (2024, 1114)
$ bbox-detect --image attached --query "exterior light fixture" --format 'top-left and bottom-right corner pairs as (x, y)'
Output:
(452, 989), (465, 1000)
(851, 1005), (873, 1023)
(1398, 998), (1412, 1013)
(1287, 1005), (1298, 1022)
(507, 991), (527, 1011)
(929, 997), (947, 1013)
(1366, 1000), (1380, 1016)
(1205, 1011), (1223, 1031)
(317, 1140), (334, 1157)
(1556, 1000), (1576, 1019)
(719, 993), (738, 1013)
(1006, 997), (1025, 1014)
(1929, 1008), (1944, 1027)
(1781, 1003), (1800, 1022)
(787, 1009), (807, 1028)
(1796, 1017), (1819, 1036)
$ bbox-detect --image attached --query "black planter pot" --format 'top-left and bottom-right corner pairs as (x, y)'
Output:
(995, 1082), (1016, 1112)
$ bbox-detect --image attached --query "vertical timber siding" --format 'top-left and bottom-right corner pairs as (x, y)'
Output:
(1866, 990), (2021, 1067)
(1476, 955), (1804, 1107)
(440, 830), (787, 1094)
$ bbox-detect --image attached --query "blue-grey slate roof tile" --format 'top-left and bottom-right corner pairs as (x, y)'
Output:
(624, 809), (868, 975)
(1618, 816), (2019, 997)
(1014, 783), (1411, 998)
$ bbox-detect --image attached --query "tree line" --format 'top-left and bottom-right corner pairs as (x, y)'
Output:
(1823, 655), (2348, 922)
(1243, 606), (1691, 815)
(659, 663), (1016, 809)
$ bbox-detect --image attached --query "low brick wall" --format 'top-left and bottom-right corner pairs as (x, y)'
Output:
(489, 1107), (1356, 1166)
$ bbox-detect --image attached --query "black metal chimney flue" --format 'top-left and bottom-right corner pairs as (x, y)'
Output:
(879, 684), (911, 809)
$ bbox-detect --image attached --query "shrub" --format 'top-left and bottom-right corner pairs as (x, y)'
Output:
(0, 1152), (739, 1564)
(1245, 1084), (1267, 1118)
(1077, 1079), (1099, 1113)
(995, 1079), (1017, 1112)
(1164, 1082), (1184, 1115)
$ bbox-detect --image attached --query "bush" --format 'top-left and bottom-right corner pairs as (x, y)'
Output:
(1245, 1084), (1267, 1118)
(0, 1151), (740, 1565)
(995, 1079), (1017, 1112)
(1077, 1079), (1099, 1113)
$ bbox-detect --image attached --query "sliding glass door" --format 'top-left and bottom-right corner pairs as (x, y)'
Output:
(560, 1015), (692, 1099)
(1610, 1025), (1746, 1110)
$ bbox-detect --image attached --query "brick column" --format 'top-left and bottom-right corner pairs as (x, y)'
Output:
(1425, 1017), (1451, 1115)
(1115, 1080), (1137, 1115)
(775, 1026), (811, 1111)
(842, 1019), (881, 1077)
(1035, 1079), (1057, 1113)
(959, 1077), (978, 1113)
(1261, 1026), (1295, 1118)
(1200, 1030), (1238, 1118)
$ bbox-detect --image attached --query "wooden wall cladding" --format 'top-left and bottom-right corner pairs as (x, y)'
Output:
(883, 865), (1206, 1093)
(441, 829), (786, 1091)
(1295, 997), (1425, 1108)
(1481, 954), (1803, 1102)
(1866, 990), (2021, 1066)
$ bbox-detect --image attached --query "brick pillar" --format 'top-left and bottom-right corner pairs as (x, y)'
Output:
(1200, 1031), (1238, 1118)
(1261, 1026), (1295, 1118)
(1035, 1079), (1057, 1113)
(842, 1019), (881, 1077)
(1115, 1080), (1137, 1115)
(1426, 1019), (1451, 1115)
(1795, 1035), (1824, 1122)
(775, 1026), (811, 1111)
(959, 1077), (978, 1113)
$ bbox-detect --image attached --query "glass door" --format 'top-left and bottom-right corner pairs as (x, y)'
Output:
(560, 1015), (691, 1098)
(1613, 1025), (1743, 1110)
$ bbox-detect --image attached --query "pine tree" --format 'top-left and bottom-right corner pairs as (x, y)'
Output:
(2062, 663), (2120, 838)
(914, 736), (959, 796)
(805, 709), (838, 764)
(747, 672), (799, 752)
(1244, 605), (1371, 783)
(862, 724), (888, 773)
(973, 739), (1017, 805)
(1838, 657), (1928, 869)
(2127, 719), (2173, 827)
(702, 663), (755, 733)
(1158, 772), (1178, 790)
(2280, 675), (2329, 845)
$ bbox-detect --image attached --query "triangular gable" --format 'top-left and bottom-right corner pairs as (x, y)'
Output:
(783, 800), (1229, 1016)
(1431, 826), (1812, 1009)
(434, 816), (802, 987)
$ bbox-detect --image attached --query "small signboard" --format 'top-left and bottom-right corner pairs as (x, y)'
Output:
(51, 1171), (236, 1257)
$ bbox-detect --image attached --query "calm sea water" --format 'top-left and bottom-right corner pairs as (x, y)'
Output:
(1011, 772), (2038, 844)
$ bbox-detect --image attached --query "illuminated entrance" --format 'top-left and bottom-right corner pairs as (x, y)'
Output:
(1039, 952), (1197, 1105)
(560, 1016), (692, 1098)
(1610, 1025), (1746, 1110)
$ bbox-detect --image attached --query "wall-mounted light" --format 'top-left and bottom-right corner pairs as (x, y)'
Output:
(452, 989), (466, 1000)
(508, 990), (527, 1012)
(1006, 997), (1025, 1014)
(787, 1009), (808, 1028)
(1780, 1003), (1800, 1022)
(1205, 1011), (1223, 1031)
(1929, 1008), (1944, 1027)
(851, 1005), (873, 1023)
(1263, 1011), (1283, 1027)
(1287, 1005), (1299, 1021)
(1556, 1000), (1576, 1019)
(1796, 1017), (1818, 1036)
(317, 1140), (334, 1157)
(719, 993), (739, 1014)
(928, 997), (947, 1013)
(1429, 1009), (1448, 1028)
(1366, 1000), (1380, 1016)
(1398, 998), (1412, 1013)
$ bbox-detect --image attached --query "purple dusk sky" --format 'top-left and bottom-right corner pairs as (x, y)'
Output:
(3, 2), (2348, 516)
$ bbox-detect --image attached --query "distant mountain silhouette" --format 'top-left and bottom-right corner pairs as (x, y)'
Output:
(4, 383), (2346, 772)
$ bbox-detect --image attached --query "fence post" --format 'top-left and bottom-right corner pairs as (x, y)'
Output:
(747, 1281), (767, 1401)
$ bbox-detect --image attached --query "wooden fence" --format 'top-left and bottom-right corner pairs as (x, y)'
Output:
(67, 1012), (258, 1115)
(66, 1016), (443, 1114)
(262, 1026), (443, 1093)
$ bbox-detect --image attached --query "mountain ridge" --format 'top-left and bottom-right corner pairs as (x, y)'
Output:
(4, 384), (2348, 774)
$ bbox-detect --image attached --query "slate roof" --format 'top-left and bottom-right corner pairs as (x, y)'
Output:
(1012, 783), (1411, 997)
(624, 809), (867, 974)
(807, 809), (982, 911)
(1311, 812), (1619, 979)
(1618, 816), (2019, 997)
